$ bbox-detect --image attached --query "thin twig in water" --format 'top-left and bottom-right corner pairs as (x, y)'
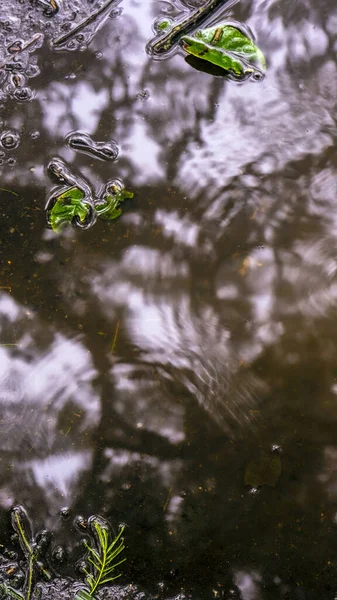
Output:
(111, 320), (120, 353)
(53, 0), (120, 47)
(163, 488), (172, 512)
(148, 0), (240, 55)
(0, 34), (43, 70)
(0, 187), (19, 196)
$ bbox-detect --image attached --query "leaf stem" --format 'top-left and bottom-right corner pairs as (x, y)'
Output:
(26, 556), (34, 600)
(147, 0), (240, 55)
(14, 512), (33, 558)
(13, 510), (36, 600)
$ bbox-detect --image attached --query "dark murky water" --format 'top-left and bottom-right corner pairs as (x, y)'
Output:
(1, 0), (337, 598)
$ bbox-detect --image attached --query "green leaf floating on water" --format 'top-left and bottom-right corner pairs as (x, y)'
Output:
(181, 24), (266, 79)
(49, 186), (89, 231)
(48, 185), (134, 232)
(95, 189), (134, 221)
(244, 454), (282, 488)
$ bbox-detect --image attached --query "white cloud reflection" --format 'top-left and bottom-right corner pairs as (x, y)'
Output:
(0, 292), (100, 512)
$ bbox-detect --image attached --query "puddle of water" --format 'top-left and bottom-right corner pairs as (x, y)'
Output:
(1, 0), (337, 598)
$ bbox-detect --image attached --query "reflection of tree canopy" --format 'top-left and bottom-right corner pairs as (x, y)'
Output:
(1, 0), (337, 597)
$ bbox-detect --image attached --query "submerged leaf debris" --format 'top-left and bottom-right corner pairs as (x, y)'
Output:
(244, 454), (282, 488)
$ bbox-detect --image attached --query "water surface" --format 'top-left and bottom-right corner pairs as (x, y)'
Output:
(1, 0), (337, 598)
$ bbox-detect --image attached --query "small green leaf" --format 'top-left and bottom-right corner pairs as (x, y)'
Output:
(74, 589), (95, 600)
(181, 24), (266, 78)
(157, 19), (171, 31)
(48, 186), (89, 231)
(244, 454), (282, 488)
(58, 187), (84, 201)
(84, 543), (102, 565)
(95, 190), (134, 221)
(100, 574), (122, 584)
(104, 557), (126, 574)
(88, 557), (101, 571)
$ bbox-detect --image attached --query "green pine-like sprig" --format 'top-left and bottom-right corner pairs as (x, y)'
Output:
(81, 517), (126, 596)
